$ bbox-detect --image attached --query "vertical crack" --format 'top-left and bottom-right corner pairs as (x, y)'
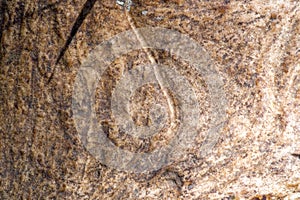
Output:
(124, 3), (177, 132)
(0, 0), (8, 54)
(48, 0), (97, 84)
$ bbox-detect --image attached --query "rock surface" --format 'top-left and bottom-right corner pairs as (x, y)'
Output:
(0, 0), (299, 199)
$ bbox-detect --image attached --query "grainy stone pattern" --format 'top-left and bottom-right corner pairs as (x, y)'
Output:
(0, 0), (299, 199)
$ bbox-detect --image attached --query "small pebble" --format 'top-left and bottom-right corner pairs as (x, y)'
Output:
(188, 184), (194, 190)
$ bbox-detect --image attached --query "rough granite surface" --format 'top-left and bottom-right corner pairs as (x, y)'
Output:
(0, 0), (300, 199)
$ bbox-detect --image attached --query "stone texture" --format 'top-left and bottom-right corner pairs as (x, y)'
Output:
(0, 0), (299, 199)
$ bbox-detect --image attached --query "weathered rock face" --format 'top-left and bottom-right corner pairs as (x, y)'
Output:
(1, 0), (299, 199)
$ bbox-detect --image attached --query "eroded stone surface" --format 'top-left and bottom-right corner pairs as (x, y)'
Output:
(0, 0), (299, 199)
